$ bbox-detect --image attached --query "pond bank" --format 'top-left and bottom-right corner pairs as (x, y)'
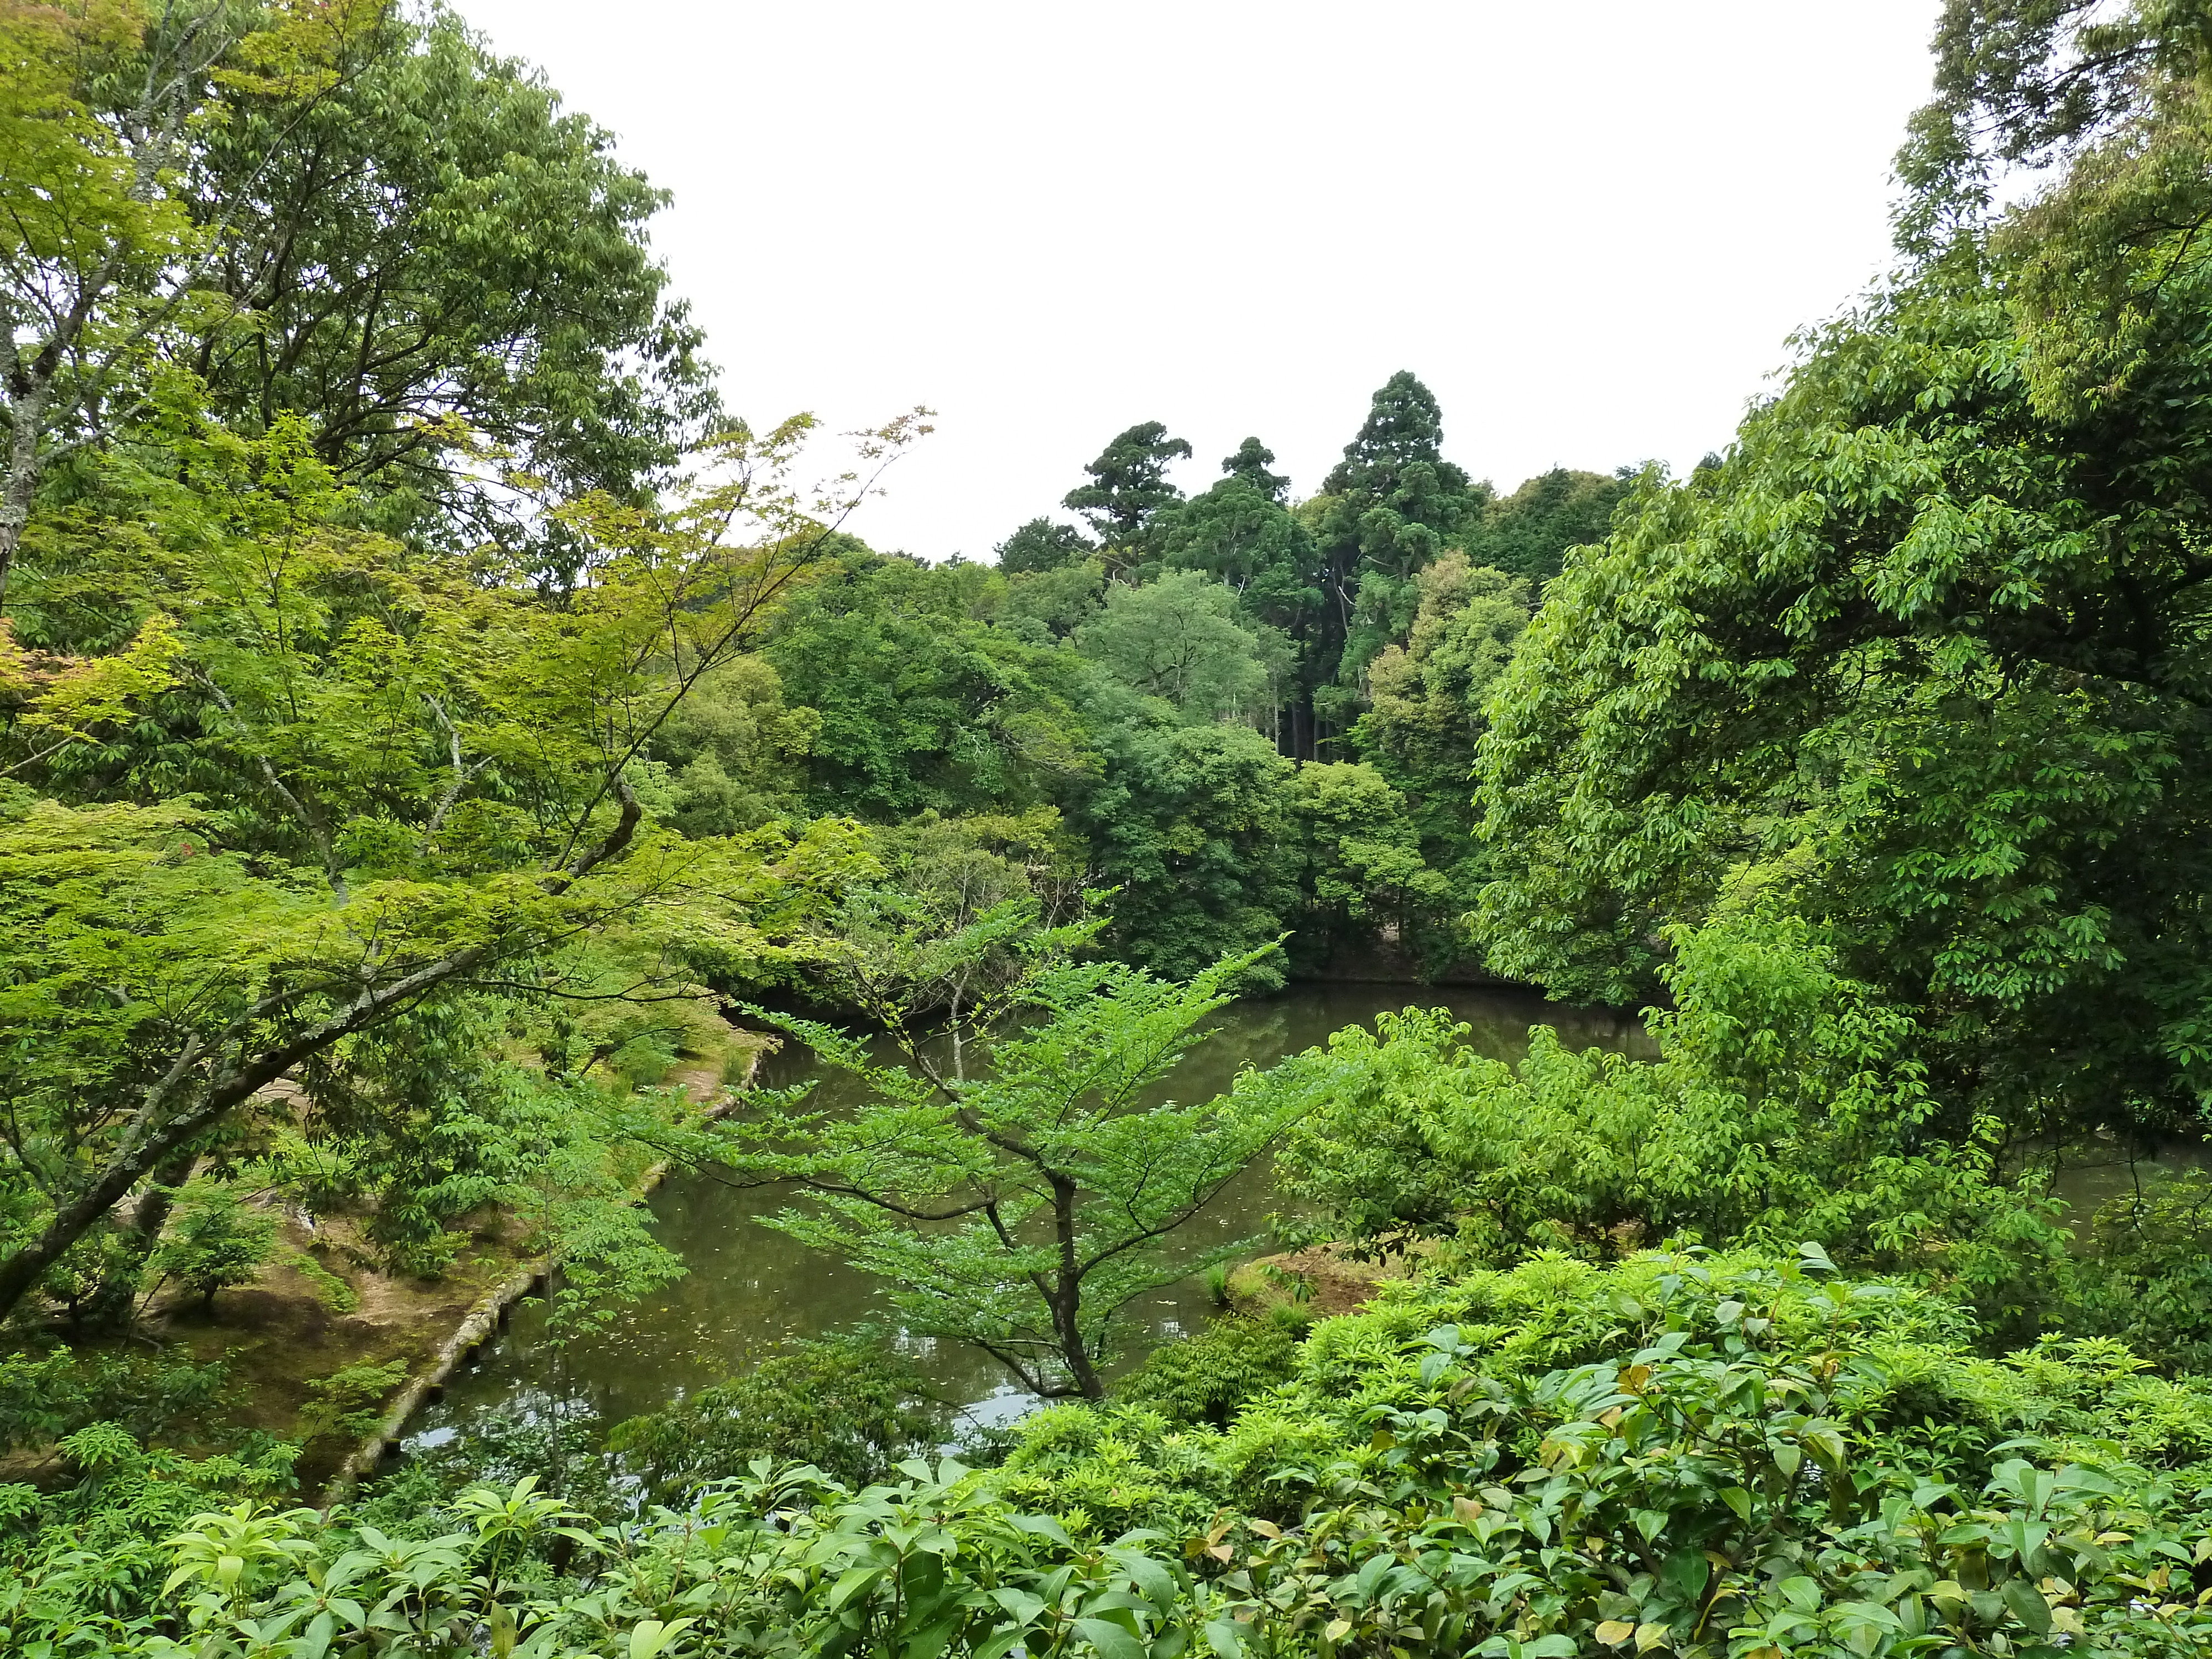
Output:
(322, 1039), (769, 1499)
(404, 983), (1650, 1460)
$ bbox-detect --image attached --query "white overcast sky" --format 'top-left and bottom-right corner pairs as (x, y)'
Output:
(455, 1), (1942, 561)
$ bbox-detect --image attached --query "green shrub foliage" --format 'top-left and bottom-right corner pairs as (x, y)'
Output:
(12, 1251), (2212, 1657)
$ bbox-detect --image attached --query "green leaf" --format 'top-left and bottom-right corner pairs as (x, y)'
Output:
(827, 1566), (887, 1613)
(2001, 1579), (2053, 1635)
(628, 1618), (696, 1659)
(1075, 1616), (1149, 1659)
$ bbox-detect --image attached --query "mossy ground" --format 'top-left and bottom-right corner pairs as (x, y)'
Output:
(13, 1030), (769, 1495)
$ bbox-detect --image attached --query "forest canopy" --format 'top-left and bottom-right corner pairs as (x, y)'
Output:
(8, 3), (2212, 1658)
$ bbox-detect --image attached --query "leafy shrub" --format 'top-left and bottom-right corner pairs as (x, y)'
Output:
(15, 1250), (2212, 1658)
(1114, 1311), (1304, 1427)
(0, 1427), (295, 1638)
(606, 1336), (943, 1500)
(0, 1349), (228, 1454)
(1275, 910), (2079, 1340)
(145, 1188), (279, 1314)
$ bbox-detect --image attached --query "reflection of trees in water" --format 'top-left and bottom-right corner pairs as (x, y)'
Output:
(419, 984), (1650, 1447)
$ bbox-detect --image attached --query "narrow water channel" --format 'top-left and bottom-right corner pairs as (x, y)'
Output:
(410, 983), (1647, 1448)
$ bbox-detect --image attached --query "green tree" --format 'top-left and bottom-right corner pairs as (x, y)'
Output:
(1352, 554), (1532, 946)
(0, 393), (907, 1323)
(144, 1185), (279, 1314)
(1307, 373), (1484, 734)
(1476, 0), (2212, 1145)
(993, 517), (1094, 575)
(1160, 437), (1323, 749)
(1458, 467), (1632, 582)
(762, 550), (1092, 818)
(1074, 569), (1282, 727)
(1278, 896), (2072, 1324)
(177, 3), (717, 561)
(719, 922), (1302, 1399)
(1281, 761), (1449, 975)
(1073, 710), (1297, 983)
(0, 0), (380, 607)
(641, 656), (813, 838)
(1061, 421), (1192, 565)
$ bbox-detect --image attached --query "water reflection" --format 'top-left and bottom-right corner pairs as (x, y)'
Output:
(412, 983), (1646, 1445)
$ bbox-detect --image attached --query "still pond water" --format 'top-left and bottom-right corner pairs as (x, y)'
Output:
(410, 983), (1647, 1447)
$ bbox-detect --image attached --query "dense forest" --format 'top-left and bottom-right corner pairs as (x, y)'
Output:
(6, 1), (2212, 1656)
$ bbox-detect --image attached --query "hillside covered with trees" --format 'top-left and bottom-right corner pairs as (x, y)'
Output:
(6, 2), (2212, 1657)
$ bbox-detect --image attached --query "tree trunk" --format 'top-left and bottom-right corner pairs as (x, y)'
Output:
(0, 372), (49, 614)
(1048, 1174), (1104, 1400)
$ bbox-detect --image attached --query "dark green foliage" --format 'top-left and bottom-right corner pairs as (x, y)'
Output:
(764, 551), (1092, 820)
(0, 1350), (228, 1455)
(1309, 372), (1488, 731)
(1280, 761), (1451, 975)
(2070, 1169), (2212, 1374)
(1350, 555), (1533, 969)
(606, 1337), (942, 1498)
(1062, 421), (1193, 561)
(1475, 265), (2212, 1145)
(994, 518), (1095, 575)
(182, 5), (716, 559)
(1474, 0), (2212, 1154)
(1160, 438), (1325, 742)
(1074, 716), (1296, 983)
(1112, 1310), (1304, 1427)
(1456, 466), (1632, 581)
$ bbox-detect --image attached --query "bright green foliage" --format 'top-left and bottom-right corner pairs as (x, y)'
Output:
(1473, 0), (2212, 1146)
(27, 1252), (2212, 1658)
(1280, 763), (1451, 975)
(1456, 467), (1632, 582)
(763, 550), (1093, 818)
(144, 1186), (278, 1314)
(716, 925), (1304, 1398)
(1277, 905), (2075, 1324)
(0, 1427), (298, 1643)
(1000, 555), (1109, 642)
(1062, 421), (1193, 564)
(988, 1250), (2212, 1653)
(1353, 555), (1532, 960)
(638, 657), (815, 838)
(0, 388), (901, 1323)
(0, 0), (380, 603)
(294, 1360), (408, 1453)
(1474, 268), (2212, 1142)
(606, 1337), (943, 1499)
(1075, 570), (1287, 727)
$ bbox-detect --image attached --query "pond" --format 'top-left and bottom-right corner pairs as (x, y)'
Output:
(408, 982), (1647, 1448)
